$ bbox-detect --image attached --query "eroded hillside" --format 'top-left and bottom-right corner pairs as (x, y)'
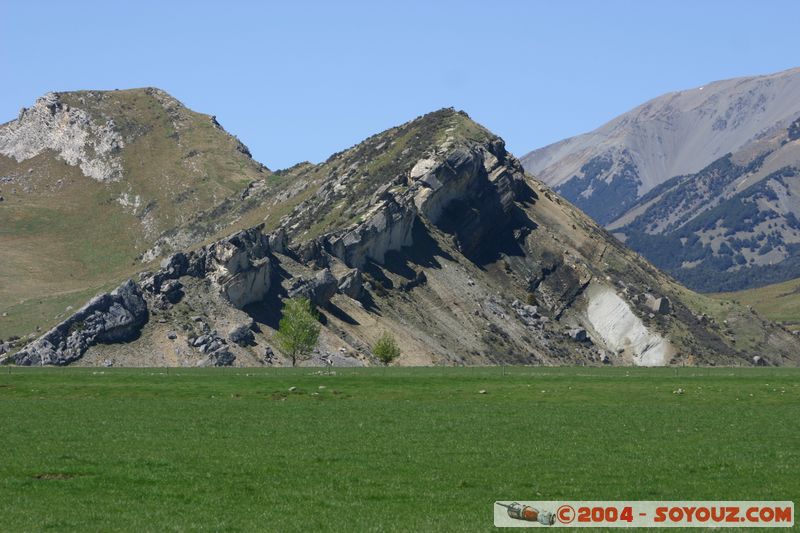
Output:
(5, 108), (799, 367)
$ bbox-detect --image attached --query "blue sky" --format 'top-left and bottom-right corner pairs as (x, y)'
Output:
(2, 0), (798, 169)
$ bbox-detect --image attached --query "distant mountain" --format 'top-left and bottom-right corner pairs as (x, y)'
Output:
(4, 104), (798, 367)
(522, 68), (800, 224)
(609, 120), (800, 292)
(521, 68), (800, 291)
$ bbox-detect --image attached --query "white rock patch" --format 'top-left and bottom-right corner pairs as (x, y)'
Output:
(116, 192), (142, 212)
(585, 282), (674, 366)
(0, 93), (124, 182)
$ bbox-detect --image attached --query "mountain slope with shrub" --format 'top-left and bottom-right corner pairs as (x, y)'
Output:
(4, 105), (798, 367)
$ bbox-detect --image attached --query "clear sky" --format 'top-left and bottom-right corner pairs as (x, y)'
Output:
(2, 0), (799, 169)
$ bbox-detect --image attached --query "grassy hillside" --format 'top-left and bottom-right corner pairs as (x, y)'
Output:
(0, 88), (270, 340)
(58, 88), (269, 232)
(0, 153), (144, 339)
(0, 367), (797, 531)
(713, 277), (800, 331)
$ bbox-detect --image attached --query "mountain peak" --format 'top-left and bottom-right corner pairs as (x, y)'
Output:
(0, 88), (270, 340)
(321, 107), (493, 165)
(520, 66), (800, 293)
(4, 89), (799, 368)
(404, 107), (492, 145)
(522, 67), (800, 219)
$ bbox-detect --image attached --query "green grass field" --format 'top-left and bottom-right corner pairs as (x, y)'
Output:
(0, 367), (798, 532)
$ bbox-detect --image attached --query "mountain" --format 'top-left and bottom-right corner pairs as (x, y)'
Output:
(521, 68), (800, 291)
(0, 88), (271, 338)
(609, 120), (800, 292)
(3, 103), (798, 367)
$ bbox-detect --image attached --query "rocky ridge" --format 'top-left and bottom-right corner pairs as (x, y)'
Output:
(6, 109), (800, 367)
(13, 280), (148, 366)
(0, 88), (272, 341)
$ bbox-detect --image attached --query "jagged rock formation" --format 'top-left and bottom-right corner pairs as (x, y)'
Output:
(337, 269), (363, 299)
(287, 269), (339, 307)
(328, 197), (416, 268)
(13, 280), (148, 366)
(292, 137), (527, 269)
(6, 106), (800, 367)
(198, 228), (273, 308)
(142, 226), (274, 309)
(0, 93), (125, 182)
(0, 88), (271, 341)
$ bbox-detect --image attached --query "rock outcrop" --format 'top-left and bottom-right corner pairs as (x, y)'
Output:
(337, 269), (364, 300)
(328, 196), (416, 269)
(0, 93), (124, 182)
(190, 331), (236, 366)
(645, 294), (671, 315)
(228, 320), (256, 346)
(409, 141), (530, 258)
(288, 268), (339, 307)
(141, 226), (274, 309)
(13, 280), (147, 366)
(203, 228), (272, 308)
(13, 225), (282, 366)
(319, 138), (530, 269)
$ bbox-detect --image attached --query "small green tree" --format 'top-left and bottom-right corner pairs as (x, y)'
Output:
(373, 331), (400, 366)
(274, 297), (320, 367)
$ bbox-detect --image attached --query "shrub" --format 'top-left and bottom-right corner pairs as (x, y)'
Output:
(373, 331), (400, 366)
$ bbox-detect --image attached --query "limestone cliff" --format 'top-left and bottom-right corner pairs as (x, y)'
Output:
(0, 93), (125, 182)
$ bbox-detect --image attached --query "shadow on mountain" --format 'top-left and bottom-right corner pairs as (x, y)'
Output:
(324, 301), (359, 325)
(437, 198), (536, 267)
(243, 260), (292, 330)
(381, 219), (453, 281)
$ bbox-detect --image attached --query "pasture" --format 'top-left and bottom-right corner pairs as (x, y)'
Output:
(0, 366), (797, 531)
